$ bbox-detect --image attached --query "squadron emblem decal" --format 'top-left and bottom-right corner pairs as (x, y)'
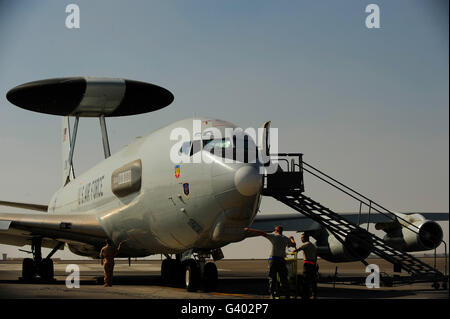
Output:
(183, 183), (190, 197)
(174, 165), (180, 179)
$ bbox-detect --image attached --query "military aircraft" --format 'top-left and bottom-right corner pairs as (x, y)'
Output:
(0, 77), (447, 292)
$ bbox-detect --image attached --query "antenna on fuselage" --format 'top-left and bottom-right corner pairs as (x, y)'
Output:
(6, 76), (174, 186)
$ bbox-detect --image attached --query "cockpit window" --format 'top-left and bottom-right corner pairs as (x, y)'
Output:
(179, 141), (192, 155)
(203, 138), (232, 158)
(203, 138), (232, 150)
(179, 136), (257, 163)
(191, 140), (202, 156)
(233, 135), (257, 163)
(233, 135), (250, 149)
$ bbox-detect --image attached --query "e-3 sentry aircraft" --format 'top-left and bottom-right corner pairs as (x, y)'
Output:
(0, 77), (447, 292)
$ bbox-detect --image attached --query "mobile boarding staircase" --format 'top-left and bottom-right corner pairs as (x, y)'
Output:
(262, 153), (448, 288)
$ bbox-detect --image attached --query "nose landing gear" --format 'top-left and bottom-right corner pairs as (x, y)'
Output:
(182, 259), (218, 292)
(203, 261), (218, 292)
(161, 250), (221, 292)
(184, 259), (201, 292)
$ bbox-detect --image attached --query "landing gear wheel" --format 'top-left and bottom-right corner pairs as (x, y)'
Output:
(162, 259), (182, 286)
(22, 258), (35, 281)
(184, 259), (200, 292)
(203, 262), (218, 292)
(172, 259), (184, 285)
(161, 259), (171, 284)
(39, 259), (54, 280)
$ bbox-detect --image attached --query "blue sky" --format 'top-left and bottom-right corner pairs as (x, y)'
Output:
(0, 1), (448, 259)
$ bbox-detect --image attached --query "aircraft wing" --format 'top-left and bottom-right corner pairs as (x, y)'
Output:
(0, 211), (107, 252)
(0, 200), (48, 212)
(251, 212), (449, 232)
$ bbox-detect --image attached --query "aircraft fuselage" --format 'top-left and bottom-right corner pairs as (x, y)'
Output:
(48, 117), (262, 257)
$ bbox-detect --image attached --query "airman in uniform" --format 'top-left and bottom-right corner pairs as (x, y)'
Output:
(100, 239), (124, 287)
(245, 225), (296, 297)
(294, 233), (318, 298)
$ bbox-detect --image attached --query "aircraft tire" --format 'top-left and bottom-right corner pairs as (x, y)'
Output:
(184, 259), (200, 292)
(22, 258), (34, 281)
(171, 259), (184, 285)
(162, 259), (182, 286)
(161, 259), (171, 284)
(39, 259), (54, 280)
(203, 262), (218, 292)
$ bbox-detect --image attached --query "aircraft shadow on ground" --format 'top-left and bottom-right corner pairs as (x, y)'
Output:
(0, 274), (428, 298)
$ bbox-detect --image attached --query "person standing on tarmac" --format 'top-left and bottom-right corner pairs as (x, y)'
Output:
(99, 239), (125, 287)
(244, 225), (296, 296)
(294, 232), (318, 298)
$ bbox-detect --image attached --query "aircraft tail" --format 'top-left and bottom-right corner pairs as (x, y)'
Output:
(62, 117), (75, 185)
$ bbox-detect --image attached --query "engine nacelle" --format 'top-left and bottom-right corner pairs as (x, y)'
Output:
(378, 213), (443, 252)
(315, 229), (372, 263)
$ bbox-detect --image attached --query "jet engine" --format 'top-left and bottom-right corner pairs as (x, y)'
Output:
(376, 212), (443, 252)
(313, 229), (373, 262)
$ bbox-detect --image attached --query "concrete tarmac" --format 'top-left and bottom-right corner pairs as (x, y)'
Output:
(0, 257), (448, 299)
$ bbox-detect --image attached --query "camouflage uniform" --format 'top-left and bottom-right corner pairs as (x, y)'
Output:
(100, 243), (119, 287)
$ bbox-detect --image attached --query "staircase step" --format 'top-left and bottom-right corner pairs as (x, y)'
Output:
(273, 193), (445, 281)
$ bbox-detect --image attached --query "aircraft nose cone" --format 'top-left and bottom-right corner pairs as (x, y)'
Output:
(234, 166), (262, 196)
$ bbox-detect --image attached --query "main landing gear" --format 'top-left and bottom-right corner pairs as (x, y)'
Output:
(21, 237), (63, 281)
(161, 250), (221, 292)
